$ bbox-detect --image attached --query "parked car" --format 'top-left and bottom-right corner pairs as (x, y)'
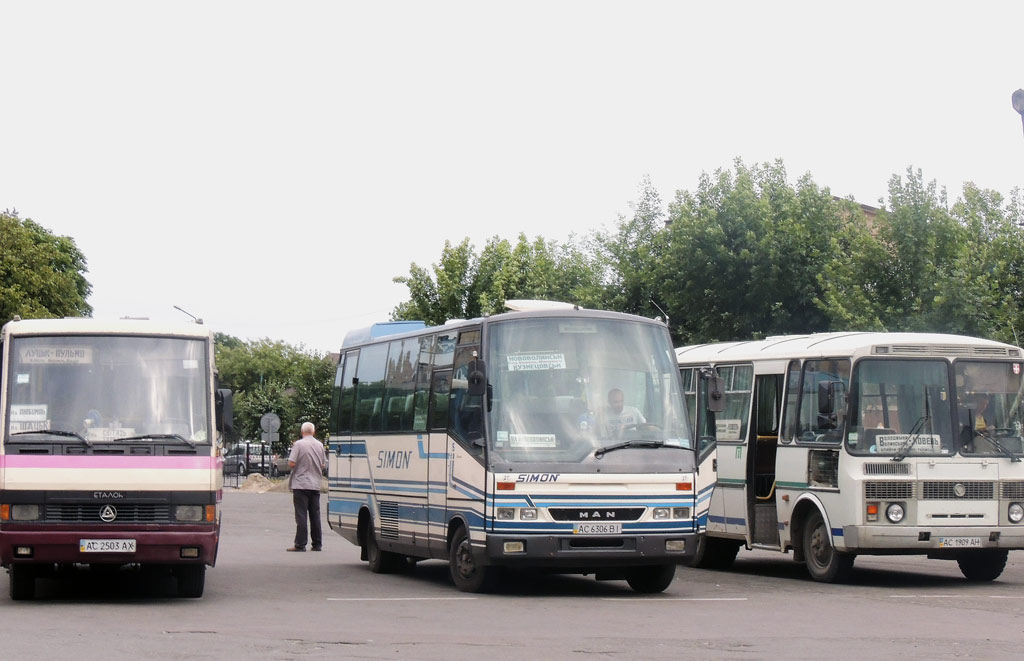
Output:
(222, 443), (271, 476)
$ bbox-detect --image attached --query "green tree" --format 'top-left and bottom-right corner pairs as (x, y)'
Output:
(1, 210), (92, 326)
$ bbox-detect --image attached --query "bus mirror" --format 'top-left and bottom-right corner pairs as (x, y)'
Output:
(216, 389), (234, 434)
(707, 375), (726, 413)
(817, 381), (846, 430)
(818, 382), (835, 416)
(467, 359), (487, 397)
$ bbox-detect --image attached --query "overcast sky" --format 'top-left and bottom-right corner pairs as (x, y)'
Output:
(2, 1), (1022, 353)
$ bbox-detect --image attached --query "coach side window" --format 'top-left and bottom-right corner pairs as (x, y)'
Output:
(412, 335), (435, 432)
(332, 350), (359, 435)
(353, 343), (389, 433)
(382, 338), (417, 432)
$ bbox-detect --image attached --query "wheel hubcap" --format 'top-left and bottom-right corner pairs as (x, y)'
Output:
(456, 540), (475, 578)
(810, 524), (831, 567)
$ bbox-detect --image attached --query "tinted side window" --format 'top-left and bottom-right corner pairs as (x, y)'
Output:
(335, 350), (359, 434)
(354, 344), (389, 433)
(382, 338), (417, 432)
(449, 337), (483, 447)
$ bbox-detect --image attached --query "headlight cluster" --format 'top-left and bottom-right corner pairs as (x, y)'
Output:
(11, 504), (42, 521)
(1009, 503), (1024, 524)
(652, 507), (692, 520)
(496, 507), (537, 521)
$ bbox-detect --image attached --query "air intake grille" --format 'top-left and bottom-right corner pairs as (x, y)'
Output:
(878, 345), (1018, 357)
(44, 504), (170, 523)
(921, 481), (994, 500)
(549, 508), (645, 522)
(378, 501), (400, 539)
(1001, 482), (1024, 499)
(864, 481), (914, 499)
(863, 463), (912, 476)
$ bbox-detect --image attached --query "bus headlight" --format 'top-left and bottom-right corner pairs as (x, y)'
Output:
(886, 503), (905, 524)
(1009, 503), (1024, 524)
(175, 505), (204, 522)
(672, 507), (691, 519)
(11, 505), (41, 521)
(653, 507), (670, 520)
(496, 508), (515, 520)
(520, 508), (538, 520)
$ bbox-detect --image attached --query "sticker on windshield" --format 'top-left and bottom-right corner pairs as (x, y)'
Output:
(716, 419), (742, 441)
(16, 373), (29, 384)
(10, 404), (47, 421)
(182, 359), (198, 370)
(875, 433), (942, 453)
(510, 434), (557, 448)
(507, 352), (566, 371)
(19, 346), (93, 364)
(85, 427), (136, 442)
(558, 323), (597, 334)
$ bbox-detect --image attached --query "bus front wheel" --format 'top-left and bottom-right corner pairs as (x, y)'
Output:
(448, 526), (496, 593)
(176, 565), (205, 598)
(957, 549), (1007, 581)
(688, 535), (741, 570)
(626, 564), (676, 593)
(802, 510), (854, 583)
(8, 565), (35, 601)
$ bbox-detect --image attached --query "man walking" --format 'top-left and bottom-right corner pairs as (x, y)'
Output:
(286, 421), (327, 552)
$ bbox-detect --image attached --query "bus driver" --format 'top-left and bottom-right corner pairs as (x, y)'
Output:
(601, 388), (646, 438)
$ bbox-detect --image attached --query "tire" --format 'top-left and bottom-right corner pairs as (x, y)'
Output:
(626, 564), (676, 593)
(176, 565), (206, 598)
(688, 535), (741, 570)
(365, 523), (400, 574)
(9, 565), (35, 601)
(448, 526), (496, 593)
(238, 464), (248, 477)
(957, 549), (1008, 581)
(803, 510), (854, 583)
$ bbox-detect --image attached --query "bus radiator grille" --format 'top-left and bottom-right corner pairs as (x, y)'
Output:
(921, 481), (994, 500)
(43, 504), (171, 523)
(864, 481), (915, 500)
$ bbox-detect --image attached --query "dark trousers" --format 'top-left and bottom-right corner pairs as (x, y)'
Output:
(292, 489), (322, 549)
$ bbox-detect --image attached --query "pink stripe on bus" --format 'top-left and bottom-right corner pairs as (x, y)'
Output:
(0, 455), (219, 470)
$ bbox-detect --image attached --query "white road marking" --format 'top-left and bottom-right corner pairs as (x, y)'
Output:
(327, 597), (477, 601)
(600, 597), (749, 602)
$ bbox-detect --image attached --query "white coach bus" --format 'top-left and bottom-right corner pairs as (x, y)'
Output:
(0, 317), (232, 599)
(677, 332), (1024, 582)
(327, 305), (718, 593)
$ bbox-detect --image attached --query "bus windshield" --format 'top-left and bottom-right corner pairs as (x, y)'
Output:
(4, 335), (211, 445)
(955, 360), (1024, 458)
(846, 359), (955, 457)
(486, 317), (692, 471)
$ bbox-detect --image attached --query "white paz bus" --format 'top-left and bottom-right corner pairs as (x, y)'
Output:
(0, 318), (233, 599)
(678, 332), (1024, 582)
(328, 305), (718, 593)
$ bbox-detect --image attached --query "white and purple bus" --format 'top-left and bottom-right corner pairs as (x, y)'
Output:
(0, 318), (232, 599)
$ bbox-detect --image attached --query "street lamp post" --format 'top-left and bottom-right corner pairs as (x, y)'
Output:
(1013, 89), (1024, 137)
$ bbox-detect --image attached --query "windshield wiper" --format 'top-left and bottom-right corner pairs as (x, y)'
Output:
(110, 433), (196, 448)
(10, 428), (92, 447)
(594, 440), (687, 458)
(892, 415), (931, 462)
(972, 429), (1022, 462)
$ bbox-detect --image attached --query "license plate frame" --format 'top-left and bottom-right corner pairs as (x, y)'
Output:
(572, 523), (622, 535)
(937, 536), (982, 549)
(79, 539), (137, 553)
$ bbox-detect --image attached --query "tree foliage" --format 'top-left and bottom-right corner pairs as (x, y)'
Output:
(214, 333), (334, 450)
(1, 210), (92, 326)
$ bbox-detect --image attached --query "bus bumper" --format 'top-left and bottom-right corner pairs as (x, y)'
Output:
(840, 525), (1024, 552)
(484, 532), (697, 567)
(0, 525), (219, 566)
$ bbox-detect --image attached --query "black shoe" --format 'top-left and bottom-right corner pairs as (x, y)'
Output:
(286, 546), (306, 552)
(311, 546), (322, 552)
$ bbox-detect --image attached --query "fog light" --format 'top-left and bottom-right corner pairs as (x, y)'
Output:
(14, 546), (33, 558)
(886, 502), (905, 524)
(503, 541), (525, 553)
(496, 507), (515, 520)
(520, 508), (537, 520)
(175, 505), (204, 522)
(180, 547), (200, 559)
(653, 507), (670, 520)
(665, 539), (686, 552)
(866, 503), (879, 522)
(1009, 503), (1024, 524)
(672, 507), (690, 519)
(11, 504), (41, 521)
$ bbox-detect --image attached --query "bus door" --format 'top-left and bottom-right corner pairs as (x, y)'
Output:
(426, 369), (452, 555)
(748, 373), (783, 547)
(695, 368), (724, 533)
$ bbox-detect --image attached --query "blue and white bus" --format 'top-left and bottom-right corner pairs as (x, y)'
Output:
(327, 305), (716, 593)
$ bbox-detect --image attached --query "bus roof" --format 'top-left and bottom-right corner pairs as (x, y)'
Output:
(339, 307), (667, 350)
(1, 317), (214, 340)
(675, 331), (1022, 364)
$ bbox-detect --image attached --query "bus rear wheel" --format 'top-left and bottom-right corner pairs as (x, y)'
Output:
(626, 564), (676, 593)
(448, 526), (496, 593)
(957, 549), (1007, 581)
(9, 565), (35, 601)
(803, 510), (853, 583)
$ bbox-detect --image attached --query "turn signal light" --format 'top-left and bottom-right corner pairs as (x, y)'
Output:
(497, 482), (516, 491)
(0, 504), (9, 521)
(205, 505), (216, 523)
(676, 482), (693, 491)
(866, 503), (879, 522)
